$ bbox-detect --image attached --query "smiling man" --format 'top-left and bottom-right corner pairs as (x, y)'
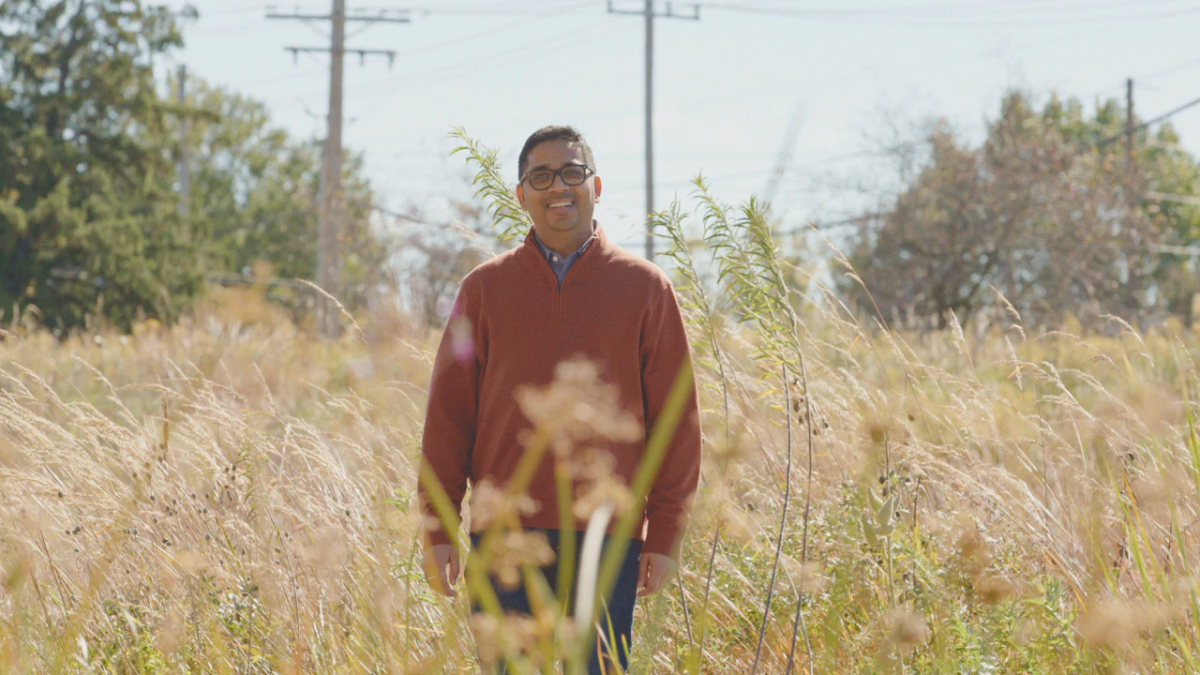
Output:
(418, 125), (702, 673)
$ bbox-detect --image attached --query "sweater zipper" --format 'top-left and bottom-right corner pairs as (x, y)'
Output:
(546, 234), (594, 317)
(554, 255), (572, 317)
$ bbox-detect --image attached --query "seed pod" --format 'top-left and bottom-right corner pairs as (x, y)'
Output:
(875, 495), (896, 529)
(862, 512), (881, 548)
(875, 521), (895, 537)
(868, 489), (884, 514)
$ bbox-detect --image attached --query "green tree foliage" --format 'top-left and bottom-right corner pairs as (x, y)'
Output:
(0, 0), (391, 332)
(842, 91), (1200, 328)
(0, 0), (201, 332)
(1044, 94), (1200, 320)
(170, 76), (392, 313)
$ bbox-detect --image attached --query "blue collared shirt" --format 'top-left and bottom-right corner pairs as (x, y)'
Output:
(532, 229), (593, 286)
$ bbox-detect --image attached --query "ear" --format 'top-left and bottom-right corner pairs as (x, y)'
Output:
(593, 175), (602, 202)
(516, 183), (527, 210)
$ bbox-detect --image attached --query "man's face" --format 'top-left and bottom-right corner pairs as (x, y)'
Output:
(516, 139), (602, 238)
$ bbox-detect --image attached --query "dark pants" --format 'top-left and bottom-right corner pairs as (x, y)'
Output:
(468, 528), (642, 675)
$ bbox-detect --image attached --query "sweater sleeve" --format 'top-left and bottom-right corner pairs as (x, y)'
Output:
(640, 281), (702, 560)
(418, 281), (482, 549)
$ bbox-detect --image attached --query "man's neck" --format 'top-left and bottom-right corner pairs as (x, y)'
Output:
(533, 222), (594, 257)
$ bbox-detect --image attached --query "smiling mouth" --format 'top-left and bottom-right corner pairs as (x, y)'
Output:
(547, 200), (574, 209)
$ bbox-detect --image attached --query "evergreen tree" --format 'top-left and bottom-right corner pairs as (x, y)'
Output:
(0, 0), (201, 332)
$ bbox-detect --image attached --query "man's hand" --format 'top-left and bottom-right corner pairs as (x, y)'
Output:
(423, 544), (461, 598)
(637, 553), (678, 597)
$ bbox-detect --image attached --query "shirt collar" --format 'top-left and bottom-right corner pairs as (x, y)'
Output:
(531, 223), (595, 263)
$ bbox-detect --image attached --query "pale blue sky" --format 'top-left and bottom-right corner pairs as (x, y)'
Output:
(164, 0), (1200, 253)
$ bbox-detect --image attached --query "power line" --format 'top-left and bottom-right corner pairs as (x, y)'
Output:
(226, 68), (325, 88)
(744, 0), (1191, 16)
(189, 19), (293, 37)
(346, 18), (628, 114)
(600, 149), (882, 194)
(194, 3), (272, 18)
(344, 3), (607, 98)
(444, 16), (1123, 166)
(494, 18), (1117, 133)
(1138, 55), (1200, 84)
(696, 0), (1200, 26)
(1091, 54), (1200, 99)
(198, 7), (601, 94)
(399, 1), (598, 16)
(394, 9), (572, 57)
(1097, 93), (1200, 148)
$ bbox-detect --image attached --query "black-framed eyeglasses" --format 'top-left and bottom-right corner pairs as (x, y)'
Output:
(520, 164), (594, 190)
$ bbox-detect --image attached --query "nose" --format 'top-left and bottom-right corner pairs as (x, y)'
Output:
(551, 173), (571, 189)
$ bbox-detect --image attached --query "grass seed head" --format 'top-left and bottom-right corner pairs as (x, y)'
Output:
(1078, 599), (1182, 652)
(487, 530), (556, 590)
(974, 575), (1019, 605)
(470, 479), (538, 531)
(516, 358), (642, 457)
(883, 607), (929, 654)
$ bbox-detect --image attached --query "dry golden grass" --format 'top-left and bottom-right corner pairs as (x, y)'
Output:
(2, 281), (1200, 674)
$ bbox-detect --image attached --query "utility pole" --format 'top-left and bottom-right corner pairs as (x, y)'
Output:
(177, 64), (189, 217)
(1125, 77), (1135, 190)
(267, 4), (409, 337)
(608, 0), (700, 263)
(320, 0), (346, 339)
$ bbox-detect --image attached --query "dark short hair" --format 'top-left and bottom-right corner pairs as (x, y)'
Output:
(517, 125), (596, 181)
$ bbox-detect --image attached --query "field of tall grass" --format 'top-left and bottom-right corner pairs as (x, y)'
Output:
(3, 148), (1200, 673)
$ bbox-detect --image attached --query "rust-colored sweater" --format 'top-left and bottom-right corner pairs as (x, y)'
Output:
(418, 224), (701, 558)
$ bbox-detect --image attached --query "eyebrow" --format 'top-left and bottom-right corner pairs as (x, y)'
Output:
(526, 161), (587, 173)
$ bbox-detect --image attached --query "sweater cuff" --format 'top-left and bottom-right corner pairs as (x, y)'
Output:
(424, 526), (453, 549)
(642, 512), (685, 560)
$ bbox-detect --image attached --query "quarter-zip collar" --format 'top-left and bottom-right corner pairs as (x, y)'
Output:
(519, 220), (607, 290)
(532, 225), (594, 286)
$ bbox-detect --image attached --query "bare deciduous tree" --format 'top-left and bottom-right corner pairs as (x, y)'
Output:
(393, 201), (501, 328)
